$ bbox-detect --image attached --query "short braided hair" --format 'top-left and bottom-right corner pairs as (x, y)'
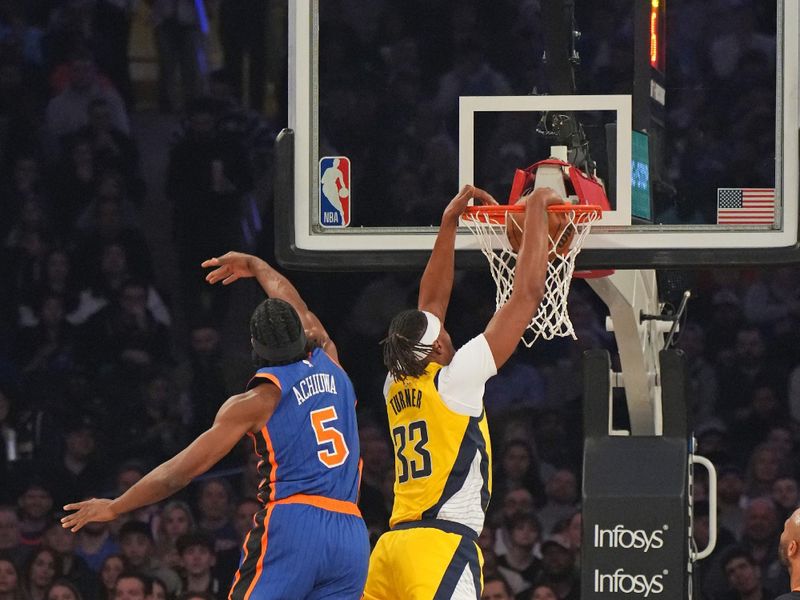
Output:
(381, 309), (435, 380)
(250, 298), (307, 366)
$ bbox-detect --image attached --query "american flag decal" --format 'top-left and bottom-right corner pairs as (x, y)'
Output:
(717, 188), (776, 224)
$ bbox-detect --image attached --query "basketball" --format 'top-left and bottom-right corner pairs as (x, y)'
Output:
(549, 210), (575, 258)
(506, 198), (575, 258)
(339, 187), (349, 198)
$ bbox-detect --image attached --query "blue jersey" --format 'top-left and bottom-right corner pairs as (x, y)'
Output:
(246, 347), (361, 504)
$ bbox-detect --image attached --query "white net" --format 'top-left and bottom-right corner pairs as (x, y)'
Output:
(463, 206), (601, 346)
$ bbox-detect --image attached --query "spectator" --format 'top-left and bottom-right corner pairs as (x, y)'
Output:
(772, 477), (800, 523)
(40, 520), (94, 598)
(75, 98), (140, 187)
(693, 500), (737, 600)
(719, 546), (775, 600)
(537, 470), (579, 536)
(494, 488), (536, 556)
(17, 249), (85, 329)
(559, 511), (582, 559)
(74, 519), (119, 573)
(730, 385), (787, 458)
(155, 500), (195, 570)
(117, 521), (180, 595)
(496, 512), (541, 594)
(480, 575), (514, 600)
(14, 293), (77, 390)
(176, 531), (221, 597)
(4, 198), (54, 308)
(112, 572), (149, 600)
(44, 580), (82, 600)
(528, 585), (559, 600)
(44, 416), (106, 508)
(674, 322), (719, 422)
(165, 97), (252, 319)
(766, 426), (797, 466)
(149, 0), (209, 113)
(195, 479), (238, 557)
(74, 196), (153, 287)
(0, 154), (47, 242)
(45, 49), (129, 146)
(0, 553), (23, 600)
(97, 555), (126, 600)
(744, 444), (785, 501)
(492, 441), (546, 513)
(176, 593), (213, 600)
(717, 466), (747, 540)
(149, 577), (168, 600)
(17, 482), (54, 547)
(478, 526), (528, 597)
(356, 420), (393, 540)
(717, 327), (787, 422)
(0, 507), (26, 564)
(173, 322), (245, 438)
(535, 534), (579, 600)
(80, 277), (172, 380)
(740, 498), (781, 575)
(20, 547), (61, 600)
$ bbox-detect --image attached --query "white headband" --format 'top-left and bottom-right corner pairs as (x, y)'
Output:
(413, 311), (442, 361)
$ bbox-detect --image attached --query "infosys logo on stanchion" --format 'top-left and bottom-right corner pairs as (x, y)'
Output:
(593, 524), (668, 553)
(593, 568), (667, 597)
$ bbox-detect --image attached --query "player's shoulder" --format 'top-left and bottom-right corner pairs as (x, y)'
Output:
(450, 334), (493, 364)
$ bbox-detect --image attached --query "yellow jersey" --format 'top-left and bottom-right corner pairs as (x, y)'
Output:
(384, 335), (495, 534)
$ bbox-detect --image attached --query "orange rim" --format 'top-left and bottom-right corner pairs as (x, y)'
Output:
(462, 204), (602, 225)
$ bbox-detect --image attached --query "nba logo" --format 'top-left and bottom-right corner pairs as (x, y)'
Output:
(319, 157), (351, 228)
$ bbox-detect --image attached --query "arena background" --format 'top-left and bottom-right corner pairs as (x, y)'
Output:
(0, 1), (797, 600)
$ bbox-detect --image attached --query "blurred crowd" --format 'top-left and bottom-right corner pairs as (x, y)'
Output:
(0, 1), (794, 600)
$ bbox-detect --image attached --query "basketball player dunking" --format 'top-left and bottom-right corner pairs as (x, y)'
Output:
(363, 184), (561, 599)
(62, 252), (369, 599)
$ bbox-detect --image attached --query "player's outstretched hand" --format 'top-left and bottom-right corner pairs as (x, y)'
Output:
(202, 251), (266, 285)
(442, 185), (498, 224)
(61, 498), (117, 533)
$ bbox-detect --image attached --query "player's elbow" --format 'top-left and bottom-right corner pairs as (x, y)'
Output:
(519, 280), (545, 306)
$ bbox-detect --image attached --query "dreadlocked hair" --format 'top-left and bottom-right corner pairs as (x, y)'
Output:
(250, 298), (307, 366)
(381, 309), (435, 380)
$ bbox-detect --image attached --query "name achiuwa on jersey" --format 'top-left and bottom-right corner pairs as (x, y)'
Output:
(293, 373), (338, 405)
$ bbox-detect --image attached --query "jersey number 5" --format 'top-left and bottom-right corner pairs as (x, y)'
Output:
(310, 406), (350, 468)
(392, 420), (432, 483)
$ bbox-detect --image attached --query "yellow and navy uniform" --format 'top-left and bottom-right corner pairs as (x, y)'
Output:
(364, 334), (495, 600)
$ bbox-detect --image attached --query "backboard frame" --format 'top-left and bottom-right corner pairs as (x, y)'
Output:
(279, 0), (800, 272)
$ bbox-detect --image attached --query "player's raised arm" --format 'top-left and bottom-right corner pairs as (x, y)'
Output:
(202, 251), (339, 363)
(61, 385), (279, 532)
(483, 187), (562, 369)
(418, 185), (497, 320)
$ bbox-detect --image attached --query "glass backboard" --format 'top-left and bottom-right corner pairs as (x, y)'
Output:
(277, 0), (799, 270)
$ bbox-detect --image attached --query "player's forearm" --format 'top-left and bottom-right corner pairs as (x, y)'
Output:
(252, 261), (309, 313)
(511, 194), (549, 303)
(109, 460), (190, 516)
(418, 216), (458, 314)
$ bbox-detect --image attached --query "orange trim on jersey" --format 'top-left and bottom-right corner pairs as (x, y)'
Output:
(227, 527), (252, 597)
(261, 426), (278, 502)
(252, 372), (281, 390)
(271, 493), (362, 517)
(242, 503), (275, 600)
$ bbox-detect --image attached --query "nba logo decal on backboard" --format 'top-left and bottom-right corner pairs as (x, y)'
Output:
(319, 157), (351, 228)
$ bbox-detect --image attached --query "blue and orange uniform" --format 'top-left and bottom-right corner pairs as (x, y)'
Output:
(228, 347), (369, 600)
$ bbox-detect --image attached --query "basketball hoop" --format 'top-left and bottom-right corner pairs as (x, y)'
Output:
(462, 202), (602, 346)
